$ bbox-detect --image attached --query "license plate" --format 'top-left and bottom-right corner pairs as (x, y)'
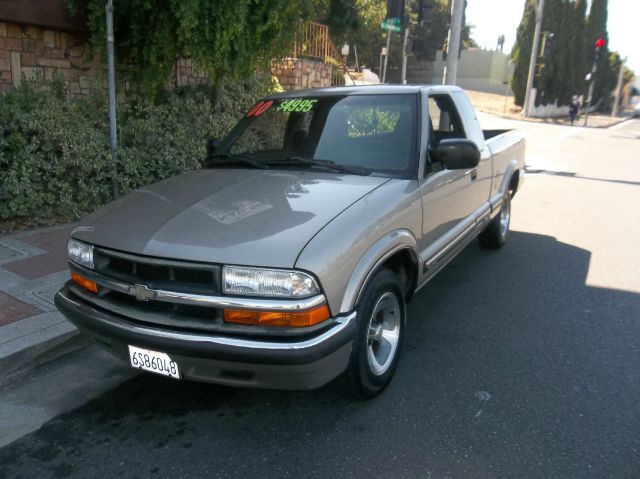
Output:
(128, 345), (180, 379)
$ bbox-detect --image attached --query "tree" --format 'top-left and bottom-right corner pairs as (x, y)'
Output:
(511, 0), (537, 107)
(606, 51), (631, 112)
(570, 0), (589, 100)
(74, 0), (306, 107)
(585, 0), (612, 109)
(461, 23), (480, 49)
(330, 0), (477, 81)
(535, 0), (563, 106)
(318, 0), (361, 44)
(511, 0), (619, 111)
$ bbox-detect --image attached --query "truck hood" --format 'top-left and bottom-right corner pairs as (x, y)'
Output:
(72, 169), (389, 267)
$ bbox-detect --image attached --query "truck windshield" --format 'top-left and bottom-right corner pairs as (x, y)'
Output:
(214, 94), (418, 178)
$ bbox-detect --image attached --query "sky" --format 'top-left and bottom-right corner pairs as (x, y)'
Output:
(465, 0), (640, 79)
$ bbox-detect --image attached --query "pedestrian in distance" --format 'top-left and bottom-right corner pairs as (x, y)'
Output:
(569, 95), (580, 125)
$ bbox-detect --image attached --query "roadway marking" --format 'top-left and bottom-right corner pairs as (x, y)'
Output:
(534, 127), (583, 151)
(608, 118), (636, 130)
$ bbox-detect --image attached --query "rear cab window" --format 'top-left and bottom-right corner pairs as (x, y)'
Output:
(451, 91), (485, 151)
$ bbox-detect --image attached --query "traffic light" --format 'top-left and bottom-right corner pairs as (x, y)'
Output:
(415, 0), (435, 25)
(386, 0), (405, 19)
(593, 38), (605, 61)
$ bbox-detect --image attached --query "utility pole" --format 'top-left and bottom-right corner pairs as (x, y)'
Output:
(382, 27), (392, 83)
(584, 38), (605, 127)
(612, 57), (626, 118)
(105, 0), (118, 199)
(443, 0), (464, 85)
(401, 26), (410, 84)
(523, 0), (545, 117)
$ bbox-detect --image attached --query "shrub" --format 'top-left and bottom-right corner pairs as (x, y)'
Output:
(0, 77), (112, 221)
(0, 74), (282, 224)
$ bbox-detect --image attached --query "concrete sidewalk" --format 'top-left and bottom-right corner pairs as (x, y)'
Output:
(465, 90), (628, 129)
(0, 223), (84, 382)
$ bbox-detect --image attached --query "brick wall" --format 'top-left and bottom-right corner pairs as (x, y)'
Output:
(0, 20), (210, 97)
(0, 21), (101, 96)
(173, 58), (208, 88)
(272, 58), (333, 91)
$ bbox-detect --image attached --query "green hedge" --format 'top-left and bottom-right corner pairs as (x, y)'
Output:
(0, 75), (281, 223)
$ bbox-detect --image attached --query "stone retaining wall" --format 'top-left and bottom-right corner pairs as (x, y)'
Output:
(0, 21), (209, 97)
(272, 58), (333, 91)
(0, 21), (100, 96)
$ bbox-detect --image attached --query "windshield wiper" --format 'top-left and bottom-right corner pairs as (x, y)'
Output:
(204, 153), (269, 170)
(266, 156), (371, 176)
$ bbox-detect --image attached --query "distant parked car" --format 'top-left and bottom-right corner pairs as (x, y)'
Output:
(634, 102), (640, 118)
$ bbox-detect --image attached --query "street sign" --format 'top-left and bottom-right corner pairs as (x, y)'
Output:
(380, 17), (401, 33)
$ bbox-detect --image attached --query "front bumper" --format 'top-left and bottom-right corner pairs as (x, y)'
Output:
(55, 287), (356, 390)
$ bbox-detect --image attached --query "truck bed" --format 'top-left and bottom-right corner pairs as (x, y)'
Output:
(483, 129), (513, 140)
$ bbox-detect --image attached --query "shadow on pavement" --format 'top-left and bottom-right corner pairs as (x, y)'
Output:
(525, 168), (640, 187)
(1, 231), (638, 479)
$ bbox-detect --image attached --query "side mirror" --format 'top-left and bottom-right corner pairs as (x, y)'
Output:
(206, 138), (221, 159)
(429, 139), (480, 170)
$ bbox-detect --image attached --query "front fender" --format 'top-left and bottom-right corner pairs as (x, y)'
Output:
(295, 179), (422, 315)
(340, 230), (419, 313)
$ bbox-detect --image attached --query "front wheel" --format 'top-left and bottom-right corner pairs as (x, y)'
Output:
(479, 190), (511, 249)
(345, 268), (406, 399)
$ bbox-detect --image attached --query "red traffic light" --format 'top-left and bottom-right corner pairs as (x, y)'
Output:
(595, 38), (605, 49)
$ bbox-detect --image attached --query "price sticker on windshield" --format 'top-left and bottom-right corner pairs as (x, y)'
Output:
(277, 99), (318, 113)
(246, 100), (274, 117)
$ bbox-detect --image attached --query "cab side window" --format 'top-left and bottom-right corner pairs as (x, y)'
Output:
(426, 94), (466, 174)
(427, 95), (466, 146)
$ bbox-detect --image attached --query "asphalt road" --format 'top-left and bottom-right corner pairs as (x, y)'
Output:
(1, 117), (639, 479)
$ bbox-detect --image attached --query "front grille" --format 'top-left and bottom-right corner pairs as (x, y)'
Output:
(93, 247), (221, 295)
(75, 247), (224, 332)
(76, 247), (329, 337)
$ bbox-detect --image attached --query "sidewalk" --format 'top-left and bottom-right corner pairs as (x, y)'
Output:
(0, 223), (84, 381)
(466, 89), (627, 128)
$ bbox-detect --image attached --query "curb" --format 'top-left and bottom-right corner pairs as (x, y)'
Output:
(475, 108), (628, 128)
(0, 321), (87, 386)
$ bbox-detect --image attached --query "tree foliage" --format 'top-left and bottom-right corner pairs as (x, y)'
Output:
(585, 0), (614, 109)
(511, 0), (632, 111)
(341, 0), (476, 80)
(74, 0), (305, 97)
(511, 0), (536, 107)
(314, 0), (361, 43)
(0, 74), (281, 224)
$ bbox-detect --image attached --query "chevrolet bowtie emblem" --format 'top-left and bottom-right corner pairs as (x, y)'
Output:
(129, 283), (157, 301)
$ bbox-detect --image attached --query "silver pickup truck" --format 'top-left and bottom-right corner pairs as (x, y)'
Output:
(56, 85), (525, 398)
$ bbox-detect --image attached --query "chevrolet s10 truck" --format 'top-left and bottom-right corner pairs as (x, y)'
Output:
(55, 85), (525, 398)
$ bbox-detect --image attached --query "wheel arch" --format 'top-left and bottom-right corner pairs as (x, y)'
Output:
(339, 229), (420, 314)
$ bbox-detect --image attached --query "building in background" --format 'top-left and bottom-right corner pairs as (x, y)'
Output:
(434, 48), (513, 96)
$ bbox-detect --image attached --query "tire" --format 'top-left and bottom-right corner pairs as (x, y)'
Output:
(479, 189), (511, 249)
(345, 268), (406, 399)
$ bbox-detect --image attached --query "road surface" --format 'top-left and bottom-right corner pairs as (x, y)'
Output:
(1, 116), (639, 479)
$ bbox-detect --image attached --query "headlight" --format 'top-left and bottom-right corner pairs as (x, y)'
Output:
(68, 239), (94, 269)
(223, 266), (320, 298)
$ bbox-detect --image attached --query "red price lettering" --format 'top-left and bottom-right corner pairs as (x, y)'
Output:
(246, 100), (273, 117)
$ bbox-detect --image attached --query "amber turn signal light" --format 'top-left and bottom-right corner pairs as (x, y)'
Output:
(71, 271), (98, 293)
(224, 304), (331, 327)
